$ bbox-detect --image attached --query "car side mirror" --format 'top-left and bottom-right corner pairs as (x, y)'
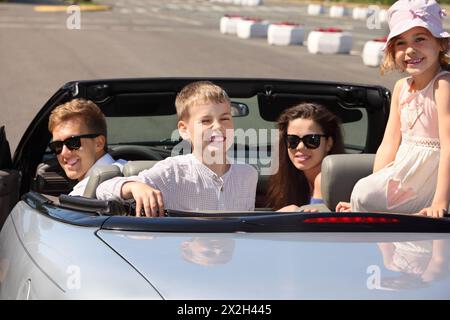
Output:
(230, 102), (249, 117)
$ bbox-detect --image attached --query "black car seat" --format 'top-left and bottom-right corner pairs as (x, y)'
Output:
(33, 159), (76, 195)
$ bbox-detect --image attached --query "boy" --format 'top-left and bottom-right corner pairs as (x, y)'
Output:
(96, 81), (258, 217)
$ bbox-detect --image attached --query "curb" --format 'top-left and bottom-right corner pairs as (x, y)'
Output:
(34, 4), (112, 12)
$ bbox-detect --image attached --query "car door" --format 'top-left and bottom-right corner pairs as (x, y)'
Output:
(0, 126), (20, 229)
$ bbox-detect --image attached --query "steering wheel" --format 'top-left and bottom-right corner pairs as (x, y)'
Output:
(109, 145), (164, 161)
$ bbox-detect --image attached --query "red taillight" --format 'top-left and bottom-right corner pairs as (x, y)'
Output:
(304, 216), (400, 224)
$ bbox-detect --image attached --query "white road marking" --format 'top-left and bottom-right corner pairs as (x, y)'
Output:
(109, 25), (129, 31)
(166, 4), (180, 10)
(0, 23), (28, 29)
(0, 16), (64, 23)
(180, 4), (195, 11)
(128, 0), (144, 5)
(270, 6), (289, 12)
(210, 5), (226, 12)
(79, 25), (104, 30)
(135, 7), (147, 14)
(196, 6), (210, 12)
(131, 26), (174, 32)
(43, 24), (66, 29)
(255, 6), (270, 11)
(150, 12), (204, 26)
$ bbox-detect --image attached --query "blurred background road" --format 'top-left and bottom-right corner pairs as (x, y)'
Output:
(0, 0), (405, 152)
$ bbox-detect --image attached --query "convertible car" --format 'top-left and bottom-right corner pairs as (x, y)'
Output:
(0, 78), (449, 299)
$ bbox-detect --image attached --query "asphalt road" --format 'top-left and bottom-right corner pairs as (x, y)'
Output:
(0, 0), (405, 152)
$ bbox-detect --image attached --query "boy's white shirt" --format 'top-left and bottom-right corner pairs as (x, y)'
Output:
(96, 154), (258, 211)
(69, 153), (127, 196)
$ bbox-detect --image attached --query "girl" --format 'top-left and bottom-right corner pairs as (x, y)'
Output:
(266, 103), (344, 211)
(337, 0), (450, 218)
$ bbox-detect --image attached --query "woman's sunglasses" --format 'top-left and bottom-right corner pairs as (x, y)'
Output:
(286, 134), (328, 150)
(48, 133), (100, 155)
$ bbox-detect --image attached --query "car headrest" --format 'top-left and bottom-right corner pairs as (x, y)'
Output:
(83, 165), (123, 198)
(321, 154), (375, 211)
(123, 160), (160, 177)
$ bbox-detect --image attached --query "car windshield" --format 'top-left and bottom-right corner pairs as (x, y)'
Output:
(105, 95), (368, 152)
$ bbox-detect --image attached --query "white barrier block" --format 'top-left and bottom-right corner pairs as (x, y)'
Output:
(362, 38), (386, 67)
(307, 29), (353, 54)
(268, 23), (304, 45)
(329, 6), (348, 17)
(352, 7), (369, 20)
(244, 0), (263, 5)
(220, 15), (243, 34)
(237, 19), (269, 39)
(307, 4), (324, 15)
(379, 9), (388, 24)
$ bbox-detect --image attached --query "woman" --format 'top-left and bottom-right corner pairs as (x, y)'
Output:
(266, 103), (344, 211)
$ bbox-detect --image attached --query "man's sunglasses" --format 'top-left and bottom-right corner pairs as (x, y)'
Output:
(48, 133), (100, 155)
(286, 134), (328, 150)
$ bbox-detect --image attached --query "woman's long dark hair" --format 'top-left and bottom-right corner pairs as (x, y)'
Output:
(266, 103), (345, 210)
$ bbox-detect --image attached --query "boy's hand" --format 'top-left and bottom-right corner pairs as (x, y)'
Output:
(336, 201), (352, 212)
(122, 182), (165, 217)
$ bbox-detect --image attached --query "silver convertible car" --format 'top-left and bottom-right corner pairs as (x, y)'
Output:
(0, 78), (449, 299)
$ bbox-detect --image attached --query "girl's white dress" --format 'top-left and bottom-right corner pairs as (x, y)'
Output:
(350, 71), (449, 213)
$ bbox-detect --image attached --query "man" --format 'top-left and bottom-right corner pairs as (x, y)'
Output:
(48, 98), (126, 196)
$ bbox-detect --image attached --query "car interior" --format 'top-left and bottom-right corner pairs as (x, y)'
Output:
(21, 79), (390, 215)
(77, 153), (376, 212)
